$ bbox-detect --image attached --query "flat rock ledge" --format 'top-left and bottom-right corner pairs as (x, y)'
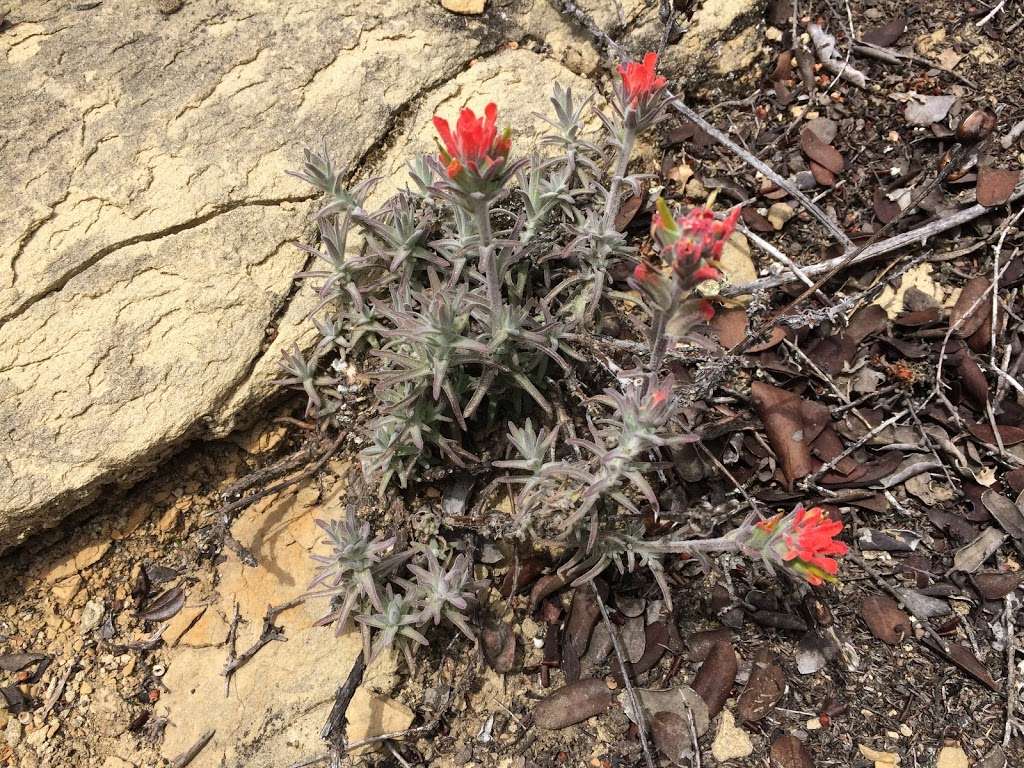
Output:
(0, 0), (765, 550)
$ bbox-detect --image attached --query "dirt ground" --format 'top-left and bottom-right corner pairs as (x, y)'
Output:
(3, 0), (1024, 767)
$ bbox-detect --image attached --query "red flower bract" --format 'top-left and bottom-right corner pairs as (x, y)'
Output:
(432, 103), (511, 179)
(633, 262), (655, 283)
(618, 52), (668, 106)
(781, 506), (848, 584)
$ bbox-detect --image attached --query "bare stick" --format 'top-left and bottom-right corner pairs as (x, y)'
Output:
(722, 183), (1024, 296)
(740, 225), (834, 306)
(39, 656), (78, 719)
(1002, 118), (1024, 150)
(591, 582), (656, 768)
(222, 598), (302, 681)
(322, 651), (368, 753)
(853, 41), (978, 88)
(669, 96), (854, 249)
(171, 729), (216, 768)
(1004, 592), (1020, 745)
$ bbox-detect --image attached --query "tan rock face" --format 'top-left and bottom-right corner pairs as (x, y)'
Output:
(158, 479), (364, 768)
(0, 0), (498, 549)
(0, 0), (765, 549)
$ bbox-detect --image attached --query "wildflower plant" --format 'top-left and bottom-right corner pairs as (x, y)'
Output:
(289, 52), (849, 670)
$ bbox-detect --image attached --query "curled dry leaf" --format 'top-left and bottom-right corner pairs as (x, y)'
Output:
(981, 489), (1024, 539)
(810, 161), (836, 187)
(0, 653), (47, 673)
(692, 639), (737, 718)
(137, 585), (186, 623)
(534, 677), (616, 729)
(529, 572), (570, 612)
(956, 350), (990, 407)
(622, 616), (647, 664)
(957, 108), (997, 142)
(904, 93), (957, 126)
(628, 621), (669, 678)
(737, 649), (786, 722)
(953, 527), (1006, 573)
(862, 17), (906, 46)
(966, 421), (1024, 447)
(614, 183), (648, 231)
(564, 579), (607, 658)
(650, 711), (690, 763)
(771, 734), (815, 768)
(896, 589), (950, 620)
(923, 638), (1000, 691)
(858, 596), (912, 645)
(712, 308), (749, 348)
(624, 685), (710, 740)
(580, 621), (613, 675)
(973, 572), (1022, 600)
(686, 628), (733, 661)
(873, 188), (902, 223)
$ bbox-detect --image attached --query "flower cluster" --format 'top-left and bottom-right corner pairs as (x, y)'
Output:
(433, 103), (514, 194)
(746, 505), (849, 585)
(618, 53), (668, 106)
(615, 52), (671, 131)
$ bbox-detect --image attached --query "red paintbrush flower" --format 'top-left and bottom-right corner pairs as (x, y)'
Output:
(432, 103), (511, 180)
(746, 505), (848, 586)
(618, 52), (668, 107)
(781, 506), (848, 584)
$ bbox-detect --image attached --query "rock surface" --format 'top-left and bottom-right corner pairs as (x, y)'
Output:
(0, 0), (764, 549)
(156, 472), (414, 767)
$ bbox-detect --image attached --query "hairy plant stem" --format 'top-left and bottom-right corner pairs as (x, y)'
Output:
(647, 279), (683, 374)
(672, 535), (742, 554)
(586, 124), (637, 322)
(473, 197), (503, 335)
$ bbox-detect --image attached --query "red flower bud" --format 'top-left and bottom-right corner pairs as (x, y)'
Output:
(432, 103), (510, 177)
(692, 265), (720, 282)
(698, 299), (715, 321)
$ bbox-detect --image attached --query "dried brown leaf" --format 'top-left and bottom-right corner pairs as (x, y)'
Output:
(950, 277), (992, 338)
(771, 734), (815, 768)
(692, 639), (737, 718)
(800, 128), (844, 174)
(751, 381), (814, 488)
(534, 678), (616, 729)
(481, 619), (516, 673)
(982, 489), (1024, 539)
(858, 595), (912, 645)
(737, 649), (786, 722)
(862, 17), (906, 46)
(977, 167), (1020, 208)
(953, 527), (1006, 573)
(924, 639), (1000, 691)
(137, 585), (185, 623)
